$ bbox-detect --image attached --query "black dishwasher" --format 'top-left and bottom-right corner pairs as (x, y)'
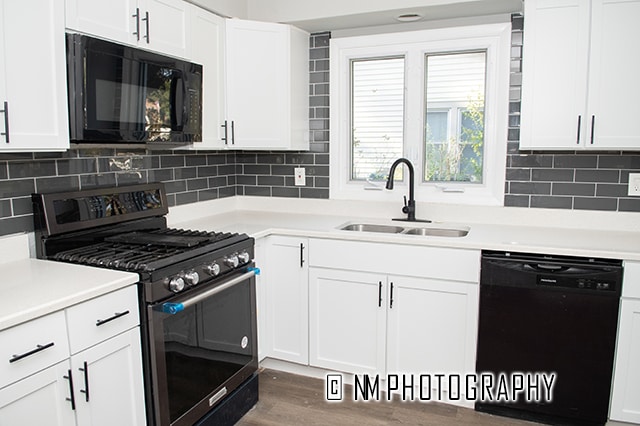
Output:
(476, 250), (622, 426)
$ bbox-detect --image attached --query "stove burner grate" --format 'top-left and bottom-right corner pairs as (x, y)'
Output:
(52, 228), (242, 272)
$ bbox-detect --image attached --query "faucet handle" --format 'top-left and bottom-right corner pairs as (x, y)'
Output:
(402, 195), (408, 214)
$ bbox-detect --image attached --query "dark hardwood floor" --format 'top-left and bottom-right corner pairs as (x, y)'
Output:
(236, 369), (541, 426)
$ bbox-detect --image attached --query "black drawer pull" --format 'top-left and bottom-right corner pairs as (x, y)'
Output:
(9, 342), (55, 363)
(95, 310), (130, 327)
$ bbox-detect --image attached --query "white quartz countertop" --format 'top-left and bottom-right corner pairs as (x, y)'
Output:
(169, 198), (640, 262)
(0, 239), (139, 331)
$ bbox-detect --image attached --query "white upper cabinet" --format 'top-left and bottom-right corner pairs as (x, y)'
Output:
(188, 5), (226, 149)
(223, 19), (309, 150)
(0, 0), (69, 152)
(520, 0), (640, 150)
(65, 0), (189, 59)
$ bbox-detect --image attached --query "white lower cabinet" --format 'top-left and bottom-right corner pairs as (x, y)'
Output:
(307, 238), (480, 407)
(0, 360), (76, 426)
(308, 268), (385, 375)
(0, 285), (145, 426)
(610, 262), (640, 423)
(70, 329), (145, 426)
(386, 275), (478, 377)
(262, 236), (309, 364)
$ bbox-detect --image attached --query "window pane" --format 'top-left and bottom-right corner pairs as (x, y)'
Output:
(426, 110), (449, 143)
(351, 57), (404, 181)
(424, 51), (486, 183)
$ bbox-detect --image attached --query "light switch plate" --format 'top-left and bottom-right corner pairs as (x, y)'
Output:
(294, 167), (306, 186)
(628, 173), (640, 196)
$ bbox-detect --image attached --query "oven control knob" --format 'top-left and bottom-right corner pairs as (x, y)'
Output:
(184, 271), (200, 286)
(225, 255), (239, 268)
(238, 252), (251, 264)
(169, 277), (185, 293)
(206, 262), (221, 276)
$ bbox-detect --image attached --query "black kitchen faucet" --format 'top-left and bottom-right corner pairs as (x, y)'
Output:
(385, 158), (430, 222)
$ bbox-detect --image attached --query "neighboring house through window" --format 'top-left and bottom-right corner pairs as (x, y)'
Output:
(330, 23), (511, 205)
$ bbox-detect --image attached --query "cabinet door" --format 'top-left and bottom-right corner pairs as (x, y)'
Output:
(188, 5), (226, 149)
(0, 0), (69, 152)
(386, 275), (479, 407)
(520, 0), (590, 150)
(71, 328), (146, 426)
(309, 268), (386, 375)
(65, 0), (136, 46)
(225, 19), (289, 149)
(610, 299), (640, 423)
(586, 0), (640, 150)
(264, 236), (309, 364)
(142, 0), (189, 58)
(0, 360), (75, 426)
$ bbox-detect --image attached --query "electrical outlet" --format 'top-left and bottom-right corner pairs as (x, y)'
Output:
(629, 173), (640, 196)
(294, 167), (306, 186)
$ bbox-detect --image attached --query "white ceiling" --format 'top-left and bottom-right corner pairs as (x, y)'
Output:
(188, 0), (523, 31)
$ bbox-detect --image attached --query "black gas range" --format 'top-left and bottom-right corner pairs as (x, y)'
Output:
(32, 183), (259, 426)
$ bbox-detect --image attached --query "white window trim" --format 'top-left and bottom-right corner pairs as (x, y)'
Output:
(329, 23), (511, 206)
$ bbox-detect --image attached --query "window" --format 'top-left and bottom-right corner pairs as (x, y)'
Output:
(330, 23), (511, 205)
(351, 57), (404, 181)
(424, 51), (486, 184)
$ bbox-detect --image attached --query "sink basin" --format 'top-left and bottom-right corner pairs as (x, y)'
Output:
(340, 224), (405, 233)
(339, 223), (469, 237)
(403, 227), (469, 237)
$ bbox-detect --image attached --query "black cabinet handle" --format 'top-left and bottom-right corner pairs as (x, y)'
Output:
(142, 11), (150, 43)
(132, 8), (140, 41)
(590, 115), (596, 144)
(300, 243), (305, 267)
(79, 361), (90, 402)
(231, 120), (235, 144)
(378, 281), (382, 307)
(95, 310), (130, 327)
(9, 342), (55, 363)
(389, 283), (394, 309)
(576, 115), (581, 145)
(64, 369), (76, 410)
(1, 101), (9, 143)
(221, 120), (228, 144)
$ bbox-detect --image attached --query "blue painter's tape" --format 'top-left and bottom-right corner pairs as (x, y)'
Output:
(162, 303), (184, 315)
(248, 266), (261, 276)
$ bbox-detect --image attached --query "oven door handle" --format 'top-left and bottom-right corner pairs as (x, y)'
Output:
(161, 267), (260, 315)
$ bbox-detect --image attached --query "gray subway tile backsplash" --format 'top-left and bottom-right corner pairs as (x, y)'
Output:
(0, 199), (11, 217)
(574, 197), (619, 211)
(530, 196), (573, 210)
(551, 183), (595, 197)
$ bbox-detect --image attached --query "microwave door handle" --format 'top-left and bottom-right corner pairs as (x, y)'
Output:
(169, 76), (186, 131)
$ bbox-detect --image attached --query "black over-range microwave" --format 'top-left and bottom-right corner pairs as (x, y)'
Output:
(66, 33), (202, 144)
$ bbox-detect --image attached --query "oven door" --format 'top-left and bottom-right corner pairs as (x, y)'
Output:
(147, 267), (258, 426)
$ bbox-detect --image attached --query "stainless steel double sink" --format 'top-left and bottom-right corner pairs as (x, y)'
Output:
(339, 223), (469, 237)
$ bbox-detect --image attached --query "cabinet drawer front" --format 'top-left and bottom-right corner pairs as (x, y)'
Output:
(309, 239), (480, 283)
(623, 261), (640, 299)
(0, 311), (69, 389)
(66, 286), (139, 354)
